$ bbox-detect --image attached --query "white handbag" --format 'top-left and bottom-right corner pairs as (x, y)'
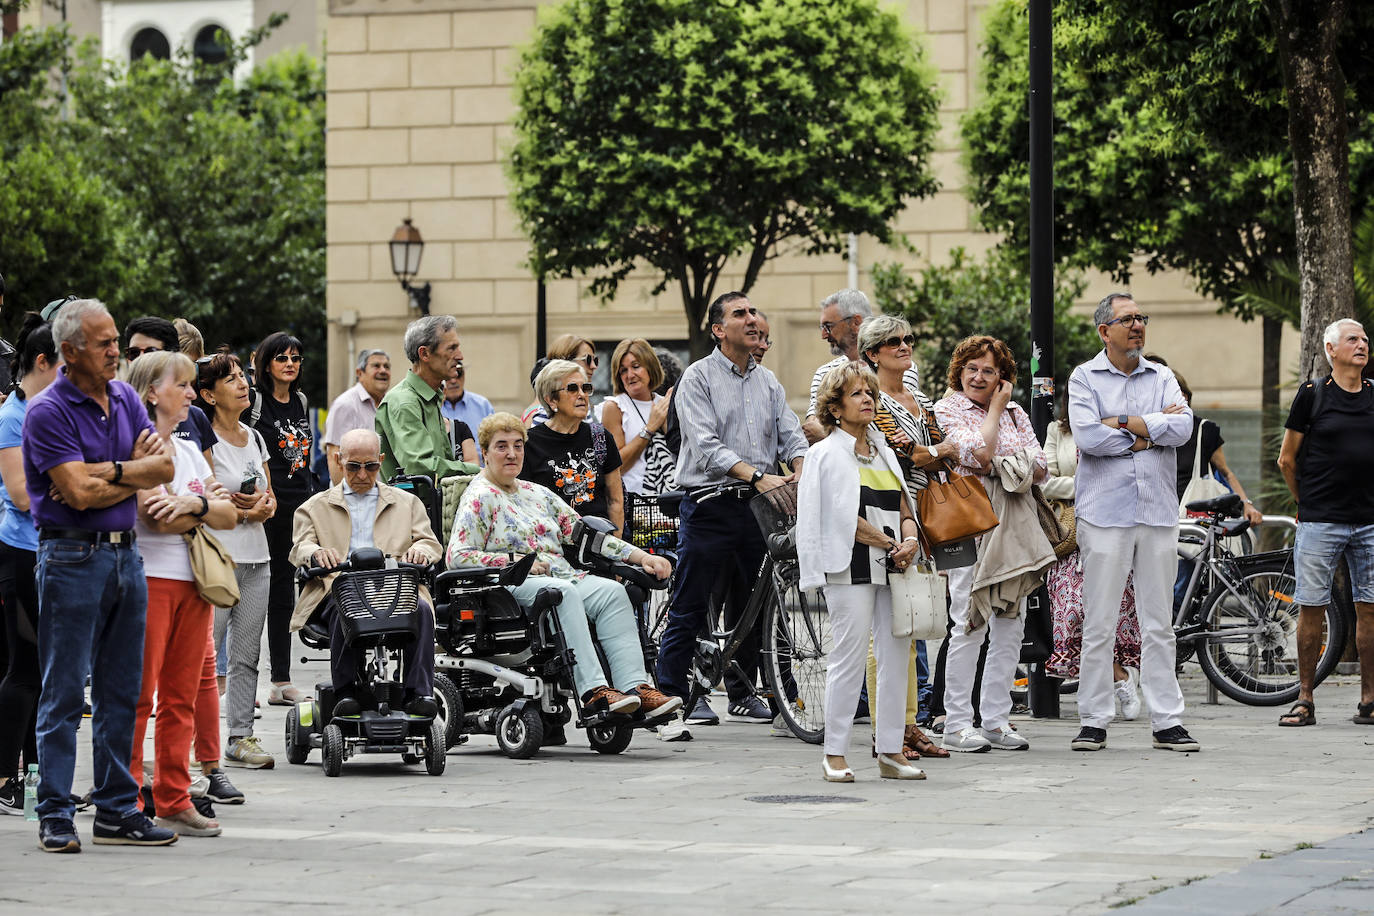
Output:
(889, 554), (946, 640)
(1178, 419), (1229, 519)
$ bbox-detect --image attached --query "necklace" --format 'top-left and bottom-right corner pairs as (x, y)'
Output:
(855, 445), (876, 465)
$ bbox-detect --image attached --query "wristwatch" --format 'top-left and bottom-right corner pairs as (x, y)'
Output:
(750, 468), (765, 487)
(926, 445), (939, 459)
(1117, 414), (1130, 428)
(637, 427), (653, 441)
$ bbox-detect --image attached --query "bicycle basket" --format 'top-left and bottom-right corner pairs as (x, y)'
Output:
(750, 481), (799, 561)
(624, 491), (680, 552)
(331, 567), (423, 648)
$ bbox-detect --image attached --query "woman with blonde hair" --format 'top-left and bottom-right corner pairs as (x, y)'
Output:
(601, 338), (676, 495)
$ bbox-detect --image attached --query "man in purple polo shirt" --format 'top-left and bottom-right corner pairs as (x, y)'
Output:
(22, 299), (178, 853)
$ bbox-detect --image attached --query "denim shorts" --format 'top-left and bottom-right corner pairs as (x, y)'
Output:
(1293, 522), (1374, 606)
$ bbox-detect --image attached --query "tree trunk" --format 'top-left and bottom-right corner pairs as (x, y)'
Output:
(1268, 0), (1354, 378)
(1259, 314), (1282, 523)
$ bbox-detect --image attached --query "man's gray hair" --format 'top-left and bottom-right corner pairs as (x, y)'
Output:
(356, 348), (389, 371)
(1323, 318), (1364, 366)
(52, 298), (111, 349)
(403, 315), (458, 364)
(820, 288), (874, 320)
(856, 314), (913, 366)
(1093, 292), (1134, 327)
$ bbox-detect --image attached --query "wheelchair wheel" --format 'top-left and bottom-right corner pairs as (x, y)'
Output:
(322, 723), (345, 777)
(586, 722), (633, 755)
(284, 703), (312, 765)
(433, 672), (465, 750)
(495, 705), (544, 759)
(425, 718), (447, 775)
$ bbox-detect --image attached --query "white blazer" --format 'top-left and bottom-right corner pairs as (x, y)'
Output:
(796, 426), (914, 592)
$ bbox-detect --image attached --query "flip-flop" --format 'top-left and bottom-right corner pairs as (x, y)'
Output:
(1279, 699), (1316, 727)
(1353, 701), (1374, 725)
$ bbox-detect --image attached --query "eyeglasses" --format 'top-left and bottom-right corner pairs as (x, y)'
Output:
(962, 365), (1001, 380)
(125, 346), (162, 361)
(273, 353), (304, 364)
(344, 461), (382, 473)
(820, 316), (859, 335)
(879, 334), (916, 349)
(576, 354), (599, 369)
(1105, 314), (1149, 328)
(562, 382), (595, 395)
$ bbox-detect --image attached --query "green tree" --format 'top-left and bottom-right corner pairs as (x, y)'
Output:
(871, 248), (1099, 406)
(509, 0), (942, 359)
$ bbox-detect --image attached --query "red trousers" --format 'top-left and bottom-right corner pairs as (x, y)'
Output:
(193, 622), (221, 764)
(131, 578), (213, 817)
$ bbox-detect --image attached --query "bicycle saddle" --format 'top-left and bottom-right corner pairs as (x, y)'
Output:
(1184, 492), (1243, 517)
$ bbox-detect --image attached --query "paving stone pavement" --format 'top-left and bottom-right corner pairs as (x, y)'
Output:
(2, 665), (1371, 915)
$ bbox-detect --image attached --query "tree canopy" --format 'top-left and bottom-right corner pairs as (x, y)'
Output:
(509, 0), (942, 357)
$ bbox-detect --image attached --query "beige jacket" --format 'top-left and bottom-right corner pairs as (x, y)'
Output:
(288, 482), (443, 631)
(1041, 422), (1077, 502)
(967, 447), (1056, 631)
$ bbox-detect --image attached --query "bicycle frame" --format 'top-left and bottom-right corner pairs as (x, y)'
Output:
(1174, 517), (1291, 646)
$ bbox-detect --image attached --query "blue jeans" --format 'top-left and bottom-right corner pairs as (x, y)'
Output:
(655, 494), (766, 701)
(35, 539), (148, 820)
(915, 639), (932, 710)
(511, 575), (648, 699)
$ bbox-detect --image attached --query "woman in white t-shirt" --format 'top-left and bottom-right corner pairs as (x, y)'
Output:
(601, 338), (675, 496)
(127, 352), (237, 838)
(197, 352), (278, 771)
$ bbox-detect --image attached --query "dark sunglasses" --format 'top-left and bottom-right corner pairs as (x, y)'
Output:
(344, 461), (382, 473)
(576, 354), (599, 369)
(273, 353), (303, 363)
(879, 334), (916, 349)
(125, 345), (163, 361)
(562, 382), (595, 395)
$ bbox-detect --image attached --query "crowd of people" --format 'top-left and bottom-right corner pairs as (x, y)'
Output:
(0, 266), (1369, 854)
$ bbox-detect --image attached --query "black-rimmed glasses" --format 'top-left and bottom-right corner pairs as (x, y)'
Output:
(1105, 314), (1149, 328)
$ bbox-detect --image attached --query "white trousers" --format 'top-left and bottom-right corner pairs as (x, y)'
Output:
(822, 584), (910, 756)
(942, 564), (1026, 734)
(1078, 520), (1185, 730)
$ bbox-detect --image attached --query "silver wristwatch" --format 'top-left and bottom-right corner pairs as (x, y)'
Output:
(926, 445), (939, 459)
(638, 427), (653, 441)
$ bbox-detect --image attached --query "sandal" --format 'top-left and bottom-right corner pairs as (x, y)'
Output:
(267, 684), (307, 706)
(1353, 701), (1374, 725)
(1279, 699), (1316, 727)
(906, 724), (949, 759)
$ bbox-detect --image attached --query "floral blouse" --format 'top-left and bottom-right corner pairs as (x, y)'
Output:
(932, 391), (1046, 479)
(447, 475), (634, 580)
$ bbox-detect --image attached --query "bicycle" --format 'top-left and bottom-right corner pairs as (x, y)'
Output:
(1176, 492), (1348, 706)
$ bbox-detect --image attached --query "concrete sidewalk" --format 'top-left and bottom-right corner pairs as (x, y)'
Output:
(2, 666), (1371, 915)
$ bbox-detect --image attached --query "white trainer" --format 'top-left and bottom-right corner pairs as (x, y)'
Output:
(942, 726), (992, 753)
(1115, 667), (1142, 721)
(981, 726), (1030, 751)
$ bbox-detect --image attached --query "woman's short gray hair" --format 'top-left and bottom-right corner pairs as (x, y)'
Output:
(402, 315), (457, 364)
(856, 314), (913, 366)
(52, 298), (110, 349)
(535, 359), (585, 412)
(1323, 318), (1364, 365)
(815, 361), (880, 430)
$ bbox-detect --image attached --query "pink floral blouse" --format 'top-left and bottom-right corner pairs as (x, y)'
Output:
(447, 475), (634, 580)
(932, 391), (1047, 479)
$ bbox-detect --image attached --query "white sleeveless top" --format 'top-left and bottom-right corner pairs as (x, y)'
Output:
(608, 392), (660, 494)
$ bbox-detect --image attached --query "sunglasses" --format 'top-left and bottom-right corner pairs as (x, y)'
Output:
(344, 461), (382, 473)
(273, 353), (303, 364)
(562, 382), (595, 395)
(576, 354), (599, 369)
(879, 334), (916, 349)
(125, 346), (162, 361)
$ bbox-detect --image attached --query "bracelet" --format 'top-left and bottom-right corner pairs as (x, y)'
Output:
(902, 535), (919, 544)
(192, 494), (209, 518)
(112, 461), (123, 485)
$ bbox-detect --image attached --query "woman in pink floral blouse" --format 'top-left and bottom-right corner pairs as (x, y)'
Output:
(448, 412), (682, 725)
(932, 336), (1047, 754)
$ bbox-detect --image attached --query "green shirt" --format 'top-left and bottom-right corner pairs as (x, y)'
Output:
(375, 369), (480, 481)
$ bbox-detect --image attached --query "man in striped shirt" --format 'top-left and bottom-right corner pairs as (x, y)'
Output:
(1066, 292), (1198, 753)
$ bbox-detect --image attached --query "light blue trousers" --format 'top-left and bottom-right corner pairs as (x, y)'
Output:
(510, 575), (649, 699)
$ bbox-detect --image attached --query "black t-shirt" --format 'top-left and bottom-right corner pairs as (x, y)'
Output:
(174, 405), (219, 453)
(1175, 416), (1224, 500)
(253, 390), (314, 503)
(521, 421), (622, 519)
(1284, 377), (1374, 522)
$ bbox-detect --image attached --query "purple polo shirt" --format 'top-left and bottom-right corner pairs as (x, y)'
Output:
(22, 368), (155, 532)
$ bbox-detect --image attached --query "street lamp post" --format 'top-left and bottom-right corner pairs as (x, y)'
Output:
(389, 218), (432, 315)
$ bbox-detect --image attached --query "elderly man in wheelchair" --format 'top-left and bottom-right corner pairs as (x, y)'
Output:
(289, 429), (444, 719)
(447, 413), (682, 728)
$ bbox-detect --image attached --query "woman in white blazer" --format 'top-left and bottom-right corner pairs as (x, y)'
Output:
(797, 361), (924, 782)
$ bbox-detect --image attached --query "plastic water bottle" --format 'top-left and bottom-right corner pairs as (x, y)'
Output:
(23, 764), (38, 821)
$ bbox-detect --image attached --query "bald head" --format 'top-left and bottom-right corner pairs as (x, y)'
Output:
(339, 429), (383, 494)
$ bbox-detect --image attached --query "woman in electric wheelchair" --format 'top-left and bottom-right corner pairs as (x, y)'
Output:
(448, 413), (682, 725)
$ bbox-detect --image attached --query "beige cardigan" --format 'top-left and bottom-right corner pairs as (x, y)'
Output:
(967, 447), (1056, 632)
(1041, 422), (1077, 502)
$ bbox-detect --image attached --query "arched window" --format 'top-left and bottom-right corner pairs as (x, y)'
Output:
(129, 27), (170, 61)
(193, 24), (230, 64)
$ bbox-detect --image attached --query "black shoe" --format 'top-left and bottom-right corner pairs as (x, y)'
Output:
(191, 796), (217, 819)
(92, 810), (177, 846)
(727, 695), (773, 723)
(1152, 725), (1201, 752)
(1071, 726), (1107, 751)
(684, 696), (719, 725)
(333, 695), (362, 717)
(541, 722), (568, 747)
(38, 816), (81, 853)
(405, 695), (438, 718)
(0, 777), (22, 815)
(204, 769), (245, 805)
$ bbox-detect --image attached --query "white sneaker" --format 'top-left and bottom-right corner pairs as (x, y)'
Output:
(770, 711), (798, 738)
(942, 726), (991, 753)
(981, 726), (1030, 751)
(1115, 667), (1142, 721)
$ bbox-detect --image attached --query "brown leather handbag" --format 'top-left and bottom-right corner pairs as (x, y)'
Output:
(915, 461), (999, 546)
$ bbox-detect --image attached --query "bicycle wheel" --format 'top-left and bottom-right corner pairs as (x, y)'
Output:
(1196, 558), (1348, 706)
(764, 573), (828, 744)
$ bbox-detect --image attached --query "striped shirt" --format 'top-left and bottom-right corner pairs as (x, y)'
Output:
(675, 348), (808, 489)
(1066, 350), (1194, 528)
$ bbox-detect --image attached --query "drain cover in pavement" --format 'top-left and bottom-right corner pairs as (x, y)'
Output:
(745, 794), (865, 804)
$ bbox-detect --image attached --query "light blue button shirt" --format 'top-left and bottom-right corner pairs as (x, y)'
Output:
(342, 484), (380, 553)
(1067, 350), (1193, 528)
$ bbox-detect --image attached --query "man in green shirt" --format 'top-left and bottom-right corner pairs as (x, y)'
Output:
(376, 315), (480, 481)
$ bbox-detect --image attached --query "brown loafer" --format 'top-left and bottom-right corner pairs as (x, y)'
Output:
(630, 684), (684, 720)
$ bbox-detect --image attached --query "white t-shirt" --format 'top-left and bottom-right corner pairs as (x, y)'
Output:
(607, 392), (661, 494)
(136, 436), (214, 581)
(209, 424), (272, 564)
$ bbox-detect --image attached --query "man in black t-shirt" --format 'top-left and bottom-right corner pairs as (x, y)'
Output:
(1276, 318), (1374, 728)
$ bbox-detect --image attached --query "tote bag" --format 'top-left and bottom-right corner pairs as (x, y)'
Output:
(889, 557), (946, 640)
(915, 462), (999, 546)
(1179, 420), (1229, 519)
(184, 526), (240, 607)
